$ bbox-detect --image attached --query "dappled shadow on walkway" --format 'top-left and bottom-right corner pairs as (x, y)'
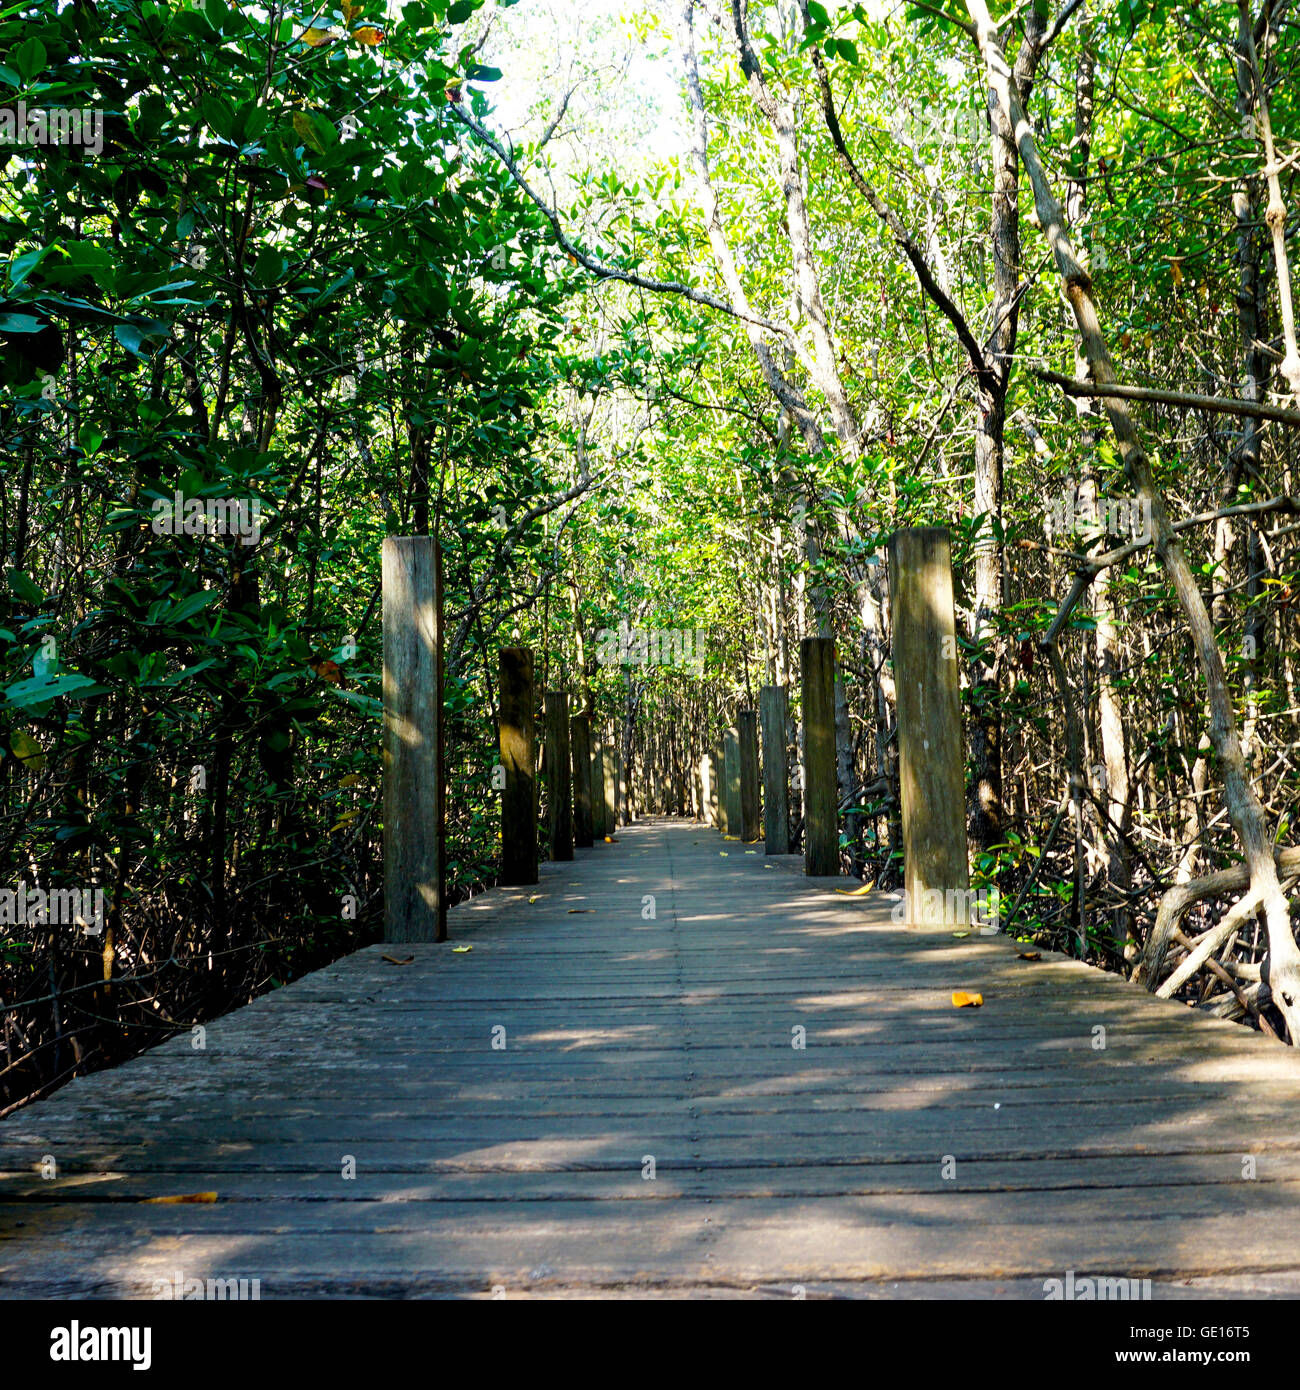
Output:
(4, 818), (1300, 1298)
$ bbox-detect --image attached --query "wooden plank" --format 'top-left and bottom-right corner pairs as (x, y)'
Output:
(382, 535), (445, 942)
(8, 1181), (1300, 1230)
(10, 1149), (1300, 1203)
(11, 1097), (1300, 1151)
(4, 1208), (1300, 1296)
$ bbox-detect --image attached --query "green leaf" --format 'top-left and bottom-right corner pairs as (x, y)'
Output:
(3, 672), (103, 710)
(292, 111), (332, 155)
(8, 729), (45, 773)
(153, 658), (220, 686)
(114, 324), (148, 356)
(6, 569), (44, 606)
(252, 248), (288, 285)
(8, 247), (48, 288)
(114, 321), (169, 357)
(328, 687), (384, 718)
(164, 591), (221, 625)
(15, 36), (47, 84)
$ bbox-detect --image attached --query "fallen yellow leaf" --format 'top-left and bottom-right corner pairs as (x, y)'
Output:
(9, 730), (46, 774)
(1017, 951), (1042, 961)
(451, 945), (472, 953)
(952, 991), (983, 1008)
(144, 1192), (218, 1204)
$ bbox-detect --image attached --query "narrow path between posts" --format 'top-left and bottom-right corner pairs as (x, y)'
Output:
(4, 819), (1300, 1297)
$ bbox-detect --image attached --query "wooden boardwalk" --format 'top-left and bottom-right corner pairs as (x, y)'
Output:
(4, 817), (1300, 1298)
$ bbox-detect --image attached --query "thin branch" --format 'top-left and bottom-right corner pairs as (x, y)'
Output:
(800, 4), (995, 388)
(448, 103), (796, 341)
(1036, 367), (1300, 426)
(1038, 0), (1087, 55)
(537, 85), (575, 150)
(906, 0), (977, 39)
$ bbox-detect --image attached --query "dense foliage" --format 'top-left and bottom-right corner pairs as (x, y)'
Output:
(4, 0), (1300, 1109)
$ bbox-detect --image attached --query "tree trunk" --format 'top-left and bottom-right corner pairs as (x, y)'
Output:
(970, 0), (1300, 1042)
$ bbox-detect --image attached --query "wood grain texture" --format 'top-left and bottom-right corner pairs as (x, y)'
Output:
(4, 820), (1300, 1299)
(715, 744), (728, 835)
(382, 536), (445, 942)
(601, 746), (617, 839)
(723, 729), (741, 836)
(590, 734), (609, 841)
(887, 528), (970, 924)
(738, 710), (761, 844)
(544, 692), (573, 862)
(499, 646), (537, 886)
(571, 714), (594, 849)
(801, 638), (838, 876)
(699, 751), (718, 829)
(759, 686), (790, 854)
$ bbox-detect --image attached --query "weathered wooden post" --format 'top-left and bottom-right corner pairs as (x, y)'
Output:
(545, 692), (573, 861)
(738, 710), (761, 842)
(700, 750), (717, 827)
(888, 527), (970, 925)
(383, 536), (446, 941)
(602, 743), (617, 837)
(801, 637), (839, 876)
(571, 713), (593, 848)
(759, 685), (791, 854)
(590, 733), (608, 840)
(715, 741), (728, 834)
(498, 646), (537, 886)
(723, 726), (742, 836)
